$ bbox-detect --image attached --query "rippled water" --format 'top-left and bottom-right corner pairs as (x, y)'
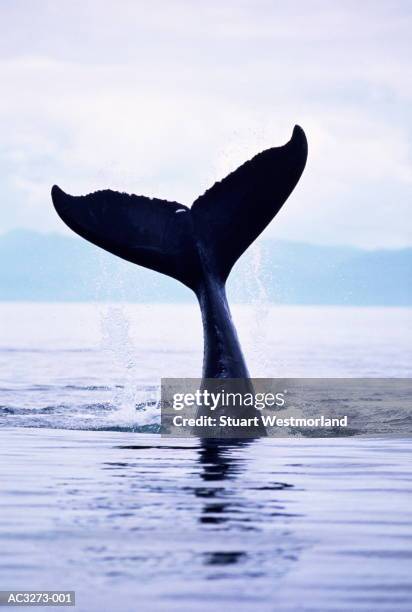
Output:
(0, 304), (411, 611)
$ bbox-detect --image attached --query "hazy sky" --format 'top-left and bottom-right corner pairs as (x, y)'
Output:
(1, 0), (411, 247)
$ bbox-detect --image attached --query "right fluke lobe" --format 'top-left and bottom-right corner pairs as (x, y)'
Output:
(191, 125), (308, 281)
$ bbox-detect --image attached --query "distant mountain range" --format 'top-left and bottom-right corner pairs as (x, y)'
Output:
(0, 230), (410, 305)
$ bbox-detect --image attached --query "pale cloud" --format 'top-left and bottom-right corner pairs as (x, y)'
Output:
(0, 0), (411, 247)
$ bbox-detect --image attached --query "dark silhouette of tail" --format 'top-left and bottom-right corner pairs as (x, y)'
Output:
(51, 125), (307, 292)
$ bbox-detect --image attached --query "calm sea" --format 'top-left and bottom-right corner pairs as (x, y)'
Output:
(0, 303), (411, 611)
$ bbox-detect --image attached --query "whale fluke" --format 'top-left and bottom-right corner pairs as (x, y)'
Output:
(51, 125), (307, 292)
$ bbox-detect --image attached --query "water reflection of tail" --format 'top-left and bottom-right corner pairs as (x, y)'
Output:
(195, 440), (253, 530)
(197, 439), (252, 482)
(107, 438), (304, 582)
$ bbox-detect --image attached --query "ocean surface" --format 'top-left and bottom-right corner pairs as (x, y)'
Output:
(0, 303), (411, 611)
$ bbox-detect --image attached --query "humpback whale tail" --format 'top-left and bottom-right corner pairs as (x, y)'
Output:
(52, 125), (307, 436)
(52, 125), (307, 385)
(52, 125), (307, 294)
